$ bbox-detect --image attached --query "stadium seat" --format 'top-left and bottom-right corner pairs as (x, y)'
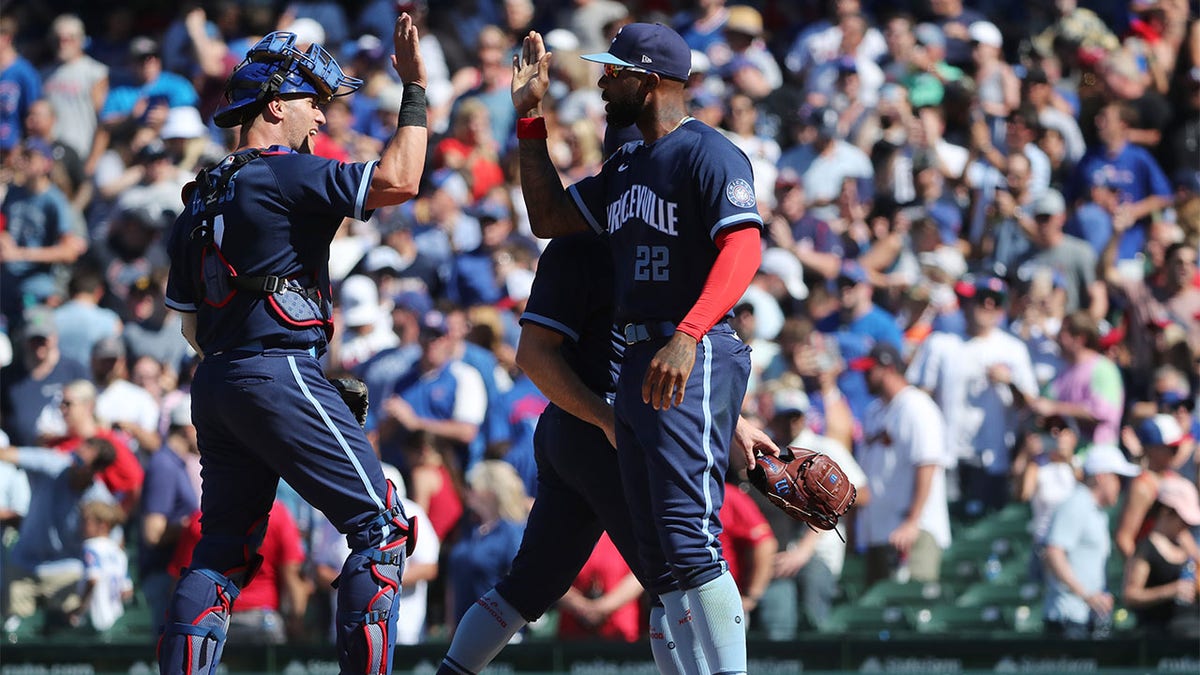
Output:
(956, 580), (1042, 608)
(819, 604), (912, 635)
(1004, 603), (1045, 634)
(910, 605), (1008, 634)
(857, 580), (955, 608)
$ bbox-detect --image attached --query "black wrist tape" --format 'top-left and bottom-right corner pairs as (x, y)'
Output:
(398, 83), (427, 128)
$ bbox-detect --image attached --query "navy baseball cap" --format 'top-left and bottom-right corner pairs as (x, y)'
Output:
(419, 309), (450, 339)
(956, 275), (1008, 305)
(581, 23), (691, 82)
(394, 290), (434, 317)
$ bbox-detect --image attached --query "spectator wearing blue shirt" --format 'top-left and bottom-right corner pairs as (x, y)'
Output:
(0, 309), (90, 448)
(381, 310), (486, 471)
(354, 290), (429, 434)
(1067, 101), (1173, 262)
(139, 401), (199, 631)
(0, 437), (117, 632)
(0, 15), (42, 152)
(446, 460), (526, 627)
(818, 261), (904, 424)
(0, 140), (86, 322)
(99, 37), (198, 125)
(52, 268), (121, 369)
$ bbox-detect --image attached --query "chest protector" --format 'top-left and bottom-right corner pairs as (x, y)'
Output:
(185, 150), (333, 338)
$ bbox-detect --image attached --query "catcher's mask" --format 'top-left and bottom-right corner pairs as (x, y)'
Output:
(214, 31), (362, 128)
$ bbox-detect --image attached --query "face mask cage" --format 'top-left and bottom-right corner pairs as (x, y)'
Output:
(240, 31), (363, 104)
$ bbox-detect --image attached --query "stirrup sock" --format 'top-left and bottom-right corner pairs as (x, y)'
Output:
(685, 571), (747, 674)
(438, 589), (524, 674)
(659, 590), (709, 675)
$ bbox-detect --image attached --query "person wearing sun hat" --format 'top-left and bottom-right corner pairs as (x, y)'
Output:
(1121, 474), (1200, 638)
(1043, 443), (1140, 638)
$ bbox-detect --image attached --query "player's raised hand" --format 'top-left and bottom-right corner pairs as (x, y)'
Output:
(642, 333), (697, 411)
(391, 14), (427, 88)
(512, 31), (551, 116)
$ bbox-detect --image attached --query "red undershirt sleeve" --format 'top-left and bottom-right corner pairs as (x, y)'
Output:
(676, 225), (762, 341)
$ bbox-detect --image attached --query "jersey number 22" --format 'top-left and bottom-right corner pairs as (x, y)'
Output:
(634, 245), (670, 282)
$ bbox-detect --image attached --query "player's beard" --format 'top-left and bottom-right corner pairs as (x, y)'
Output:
(605, 89), (649, 129)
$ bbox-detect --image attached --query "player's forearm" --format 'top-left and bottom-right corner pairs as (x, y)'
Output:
(366, 85), (428, 210)
(516, 328), (611, 433)
(676, 226), (761, 340)
(181, 313), (204, 360)
(517, 138), (589, 238)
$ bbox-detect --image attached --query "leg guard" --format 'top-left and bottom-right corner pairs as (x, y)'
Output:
(336, 481), (413, 675)
(157, 569), (239, 675)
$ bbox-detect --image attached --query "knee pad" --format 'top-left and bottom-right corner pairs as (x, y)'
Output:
(336, 481), (415, 675)
(157, 569), (239, 675)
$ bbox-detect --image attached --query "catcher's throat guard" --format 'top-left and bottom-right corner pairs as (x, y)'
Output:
(748, 446), (857, 541)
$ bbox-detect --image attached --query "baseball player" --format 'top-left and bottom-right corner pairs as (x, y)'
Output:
(511, 24), (764, 672)
(436, 232), (777, 675)
(159, 15), (427, 675)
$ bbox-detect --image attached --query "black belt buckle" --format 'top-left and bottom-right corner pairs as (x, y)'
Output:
(259, 275), (283, 293)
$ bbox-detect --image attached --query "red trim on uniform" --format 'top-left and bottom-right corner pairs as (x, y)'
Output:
(676, 226), (761, 341)
(516, 117), (548, 140)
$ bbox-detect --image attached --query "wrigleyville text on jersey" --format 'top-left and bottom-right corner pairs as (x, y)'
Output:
(606, 184), (680, 237)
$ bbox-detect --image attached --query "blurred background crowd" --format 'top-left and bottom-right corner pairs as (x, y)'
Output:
(0, 0), (1198, 649)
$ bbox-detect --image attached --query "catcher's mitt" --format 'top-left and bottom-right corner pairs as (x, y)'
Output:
(329, 377), (369, 427)
(748, 446), (856, 538)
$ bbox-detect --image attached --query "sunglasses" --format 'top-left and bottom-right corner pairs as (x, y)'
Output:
(604, 63), (650, 78)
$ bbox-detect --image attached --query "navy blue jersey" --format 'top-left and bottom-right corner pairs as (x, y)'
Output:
(567, 119), (762, 325)
(519, 233), (618, 399)
(164, 147), (376, 354)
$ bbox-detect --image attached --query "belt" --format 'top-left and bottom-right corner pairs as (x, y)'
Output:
(213, 340), (318, 357)
(622, 321), (677, 345)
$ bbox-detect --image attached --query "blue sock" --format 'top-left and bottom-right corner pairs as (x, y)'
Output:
(438, 590), (525, 674)
(685, 571), (747, 674)
(658, 590), (709, 675)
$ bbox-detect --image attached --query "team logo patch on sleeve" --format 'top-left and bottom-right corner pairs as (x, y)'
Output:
(725, 179), (756, 209)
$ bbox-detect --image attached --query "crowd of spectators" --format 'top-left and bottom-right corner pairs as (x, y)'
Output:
(0, 0), (1198, 646)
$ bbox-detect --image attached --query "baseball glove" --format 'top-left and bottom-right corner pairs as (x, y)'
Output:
(329, 377), (369, 427)
(748, 446), (856, 537)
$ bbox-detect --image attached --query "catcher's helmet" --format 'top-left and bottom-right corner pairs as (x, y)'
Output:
(214, 31), (362, 128)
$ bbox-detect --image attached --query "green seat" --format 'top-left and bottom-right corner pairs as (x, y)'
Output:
(857, 580), (955, 608)
(1004, 603), (1045, 633)
(956, 580), (1042, 608)
(819, 604), (912, 635)
(910, 604), (1008, 634)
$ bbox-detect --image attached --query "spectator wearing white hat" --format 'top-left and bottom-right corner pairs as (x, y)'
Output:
(335, 275), (399, 372)
(967, 21), (1018, 121)
(1043, 444), (1141, 639)
(159, 106), (212, 173)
